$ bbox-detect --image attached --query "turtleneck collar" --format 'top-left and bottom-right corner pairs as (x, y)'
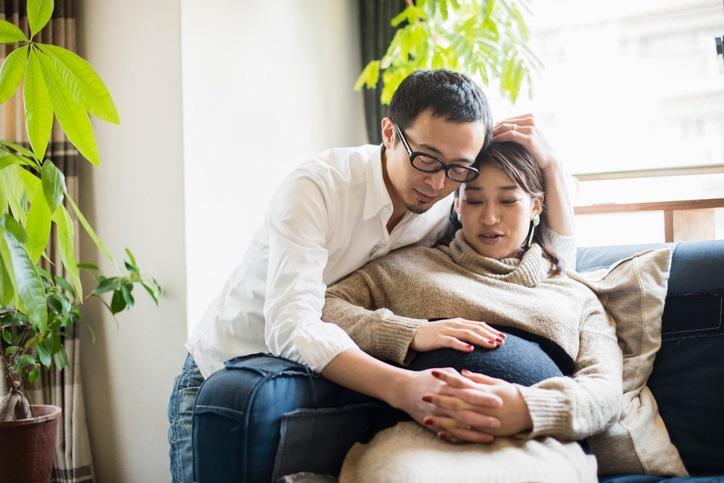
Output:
(440, 229), (550, 288)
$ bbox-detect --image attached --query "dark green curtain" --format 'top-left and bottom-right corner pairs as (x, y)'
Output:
(358, 0), (406, 145)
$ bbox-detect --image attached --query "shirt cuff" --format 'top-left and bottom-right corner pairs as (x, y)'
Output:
(293, 322), (359, 373)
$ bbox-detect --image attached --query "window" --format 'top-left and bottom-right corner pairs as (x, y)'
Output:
(487, 0), (724, 246)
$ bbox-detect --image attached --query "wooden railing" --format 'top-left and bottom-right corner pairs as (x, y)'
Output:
(574, 198), (724, 242)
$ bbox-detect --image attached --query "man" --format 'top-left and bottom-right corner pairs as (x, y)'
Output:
(168, 69), (575, 482)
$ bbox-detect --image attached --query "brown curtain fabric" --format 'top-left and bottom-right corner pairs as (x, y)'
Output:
(0, 1), (94, 481)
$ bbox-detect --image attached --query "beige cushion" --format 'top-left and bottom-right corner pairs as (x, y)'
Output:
(339, 421), (598, 483)
(571, 248), (688, 476)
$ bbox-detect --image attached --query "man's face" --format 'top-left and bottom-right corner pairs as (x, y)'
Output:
(382, 111), (486, 215)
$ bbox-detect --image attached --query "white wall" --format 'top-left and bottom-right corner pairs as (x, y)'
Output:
(182, 0), (367, 330)
(76, 0), (365, 481)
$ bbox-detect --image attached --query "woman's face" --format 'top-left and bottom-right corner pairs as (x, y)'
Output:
(454, 163), (542, 260)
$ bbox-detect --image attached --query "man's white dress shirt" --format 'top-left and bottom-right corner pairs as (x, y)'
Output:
(187, 145), (453, 377)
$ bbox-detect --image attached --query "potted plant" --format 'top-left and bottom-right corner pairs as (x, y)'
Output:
(0, 0), (159, 480)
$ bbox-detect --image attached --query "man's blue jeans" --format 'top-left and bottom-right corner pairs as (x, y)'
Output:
(168, 354), (204, 483)
(191, 354), (394, 483)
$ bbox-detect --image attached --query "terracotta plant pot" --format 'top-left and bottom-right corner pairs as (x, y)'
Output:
(0, 404), (62, 483)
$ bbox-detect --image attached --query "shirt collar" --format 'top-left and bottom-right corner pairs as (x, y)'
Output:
(363, 145), (394, 221)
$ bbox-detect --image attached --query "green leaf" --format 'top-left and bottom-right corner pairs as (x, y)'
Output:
(0, 165), (31, 227)
(53, 275), (75, 299)
(65, 193), (115, 265)
(142, 280), (161, 305)
(0, 237), (17, 306)
(27, 0), (55, 38)
(53, 348), (68, 371)
(41, 44), (120, 124)
(24, 49), (53, 162)
(0, 20), (27, 44)
(25, 186), (52, 263)
(40, 159), (66, 213)
(1, 212), (28, 244)
(0, 46), (28, 105)
(121, 283), (134, 309)
(27, 365), (40, 383)
(54, 205), (82, 299)
(110, 289), (127, 314)
(92, 276), (120, 295)
(125, 248), (138, 268)
(36, 49), (101, 166)
(353, 60), (380, 91)
(36, 344), (51, 368)
(1, 215), (47, 332)
(0, 246), (15, 307)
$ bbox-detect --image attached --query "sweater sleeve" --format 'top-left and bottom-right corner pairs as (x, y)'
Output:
(516, 296), (623, 441)
(323, 270), (428, 365)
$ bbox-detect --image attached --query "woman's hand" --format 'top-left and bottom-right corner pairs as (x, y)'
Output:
(421, 369), (533, 443)
(410, 318), (506, 353)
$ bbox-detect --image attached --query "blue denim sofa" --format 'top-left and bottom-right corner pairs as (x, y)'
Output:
(578, 240), (724, 483)
(193, 240), (724, 483)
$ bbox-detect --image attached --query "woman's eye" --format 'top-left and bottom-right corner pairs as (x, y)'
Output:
(464, 200), (482, 205)
(501, 199), (520, 205)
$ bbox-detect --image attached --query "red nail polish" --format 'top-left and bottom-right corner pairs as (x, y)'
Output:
(431, 370), (440, 378)
(466, 344), (474, 350)
(438, 432), (447, 439)
(422, 396), (432, 402)
(496, 337), (504, 344)
(424, 418), (433, 425)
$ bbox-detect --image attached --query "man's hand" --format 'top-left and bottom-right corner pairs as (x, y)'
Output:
(411, 318), (506, 353)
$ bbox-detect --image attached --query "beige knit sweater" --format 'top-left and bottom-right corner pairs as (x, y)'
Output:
(323, 230), (623, 441)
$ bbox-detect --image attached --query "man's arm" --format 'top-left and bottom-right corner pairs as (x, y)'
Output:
(321, 347), (503, 440)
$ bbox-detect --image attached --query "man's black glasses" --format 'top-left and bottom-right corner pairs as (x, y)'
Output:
(395, 124), (480, 183)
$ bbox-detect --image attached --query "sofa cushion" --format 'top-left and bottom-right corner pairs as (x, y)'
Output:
(571, 248), (687, 477)
(578, 240), (724, 476)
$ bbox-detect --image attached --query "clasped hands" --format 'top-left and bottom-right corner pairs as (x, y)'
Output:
(408, 317), (533, 444)
(421, 368), (533, 443)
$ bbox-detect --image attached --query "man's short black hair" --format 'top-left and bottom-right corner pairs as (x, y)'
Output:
(387, 69), (494, 151)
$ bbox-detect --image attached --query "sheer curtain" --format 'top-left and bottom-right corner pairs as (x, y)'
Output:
(357, 0), (406, 145)
(0, 1), (94, 481)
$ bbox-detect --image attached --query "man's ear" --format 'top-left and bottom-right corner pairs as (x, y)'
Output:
(381, 117), (395, 149)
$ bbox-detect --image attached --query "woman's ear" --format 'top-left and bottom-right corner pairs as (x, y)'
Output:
(454, 195), (461, 214)
(532, 196), (543, 218)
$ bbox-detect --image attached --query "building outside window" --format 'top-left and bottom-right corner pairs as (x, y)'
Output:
(487, 0), (724, 246)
